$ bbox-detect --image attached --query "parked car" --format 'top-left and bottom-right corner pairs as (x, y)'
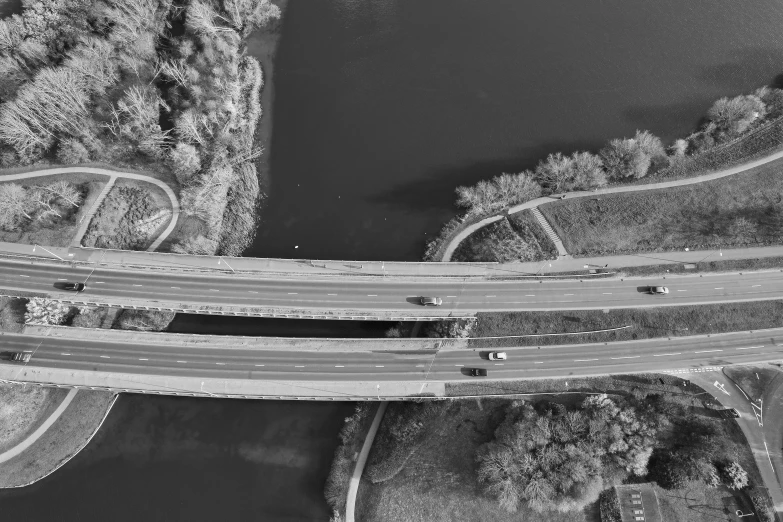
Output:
(719, 408), (740, 419)
(63, 282), (86, 292)
(420, 296), (443, 306)
(10, 352), (31, 363)
(488, 352), (507, 361)
(648, 286), (669, 295)
(468, 368), (488, 377)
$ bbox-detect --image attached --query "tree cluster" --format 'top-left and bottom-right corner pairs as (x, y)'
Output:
(25, 297), (71, 325)
(476, 395), (659, 513)
(0, 180), (82, 231)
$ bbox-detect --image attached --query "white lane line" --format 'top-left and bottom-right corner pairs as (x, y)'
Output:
(485, 295), (496, 297)
(764, 441), (774, 468)
(653, 353), (681, 357)
(494, 363), (504, 366)
(249, 291), (259, 294)
(61, 353), (71, 356)
(611, 356), (640, 360)
(19, 275), (29, 278)
(100, 356), (110, 359)
(295, 365), (305, 368)
(677, 289), (687, 292)
(564, 293), (574, 296)
(215, 363), (225, 365)
(752, 284), (762, 287)
(695, 349), (722, 353)
(335, 365), (345, 368)
(138, 358), (148, 361)
(367, 294), (377, 297)
(737, 346), (764, 350)
(376, 365), (385, 368)
(209, 289), (219, 292)
(446, 296), (457, 298)
(94, 281), (105, 284)
(525, 294), (535, 297)
(254, 364), (264, 367)
(328, 294), (338, 296)
(171, 286), (180, 289)
(714, 287), (724, 290)
(602, 292), (612, 295)
(575, 358), (598, 362)
(57, 278), (67, 281)
(416, 364), (425, 367)
(454, 364), (464, 367)
(133, 284), (142, 287)
(177, 360), (187, 363)
(534, 362), (544, 364)
(288, 293), (298, 295)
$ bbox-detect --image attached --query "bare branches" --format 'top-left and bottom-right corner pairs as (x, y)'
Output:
(65, 37), (119, 94)
(41, 179), (83, 208)
(0, 183), (32, 230)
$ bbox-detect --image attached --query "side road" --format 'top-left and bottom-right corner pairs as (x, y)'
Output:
(0, 166), (180, 251)
(441, 149), (783, 261)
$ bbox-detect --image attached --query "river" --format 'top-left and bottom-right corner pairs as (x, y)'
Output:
(246, 0), (783, 261)
(0, 395), (351, 521)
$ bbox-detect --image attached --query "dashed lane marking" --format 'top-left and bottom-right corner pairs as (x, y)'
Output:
(367, 295), (377, 297)
(295, 365), (305, 368)
(574, 358), (599, 362)
(209, 289), (219, 292)
(177, 360), (187, 363)
(375, 366), (385, 368)
(58, 278), (67, 281)
(677, 289), (687, 292)
(564, 293), (574, 296)
(61, 353), (70, 356)
(714, 287), (724, 290)
(653, 353), (681, 357)
(534, 362), (544, 364)
(254, 364), (264, 367)
(288, 293), (298, 295)
(495, 363), (504, 365)
(100, 356), (110, 359)
(335, 365), (345, 368)
(602, 292), (612, 295)
(485, 295), (496, 297)
(611, 356), (640, 360)
(525, 295), (535, 297)
(138, 358), (148, 361)
(215, 363), (225, 365)
(171, 286), (180, 289)
(752, 284), (762, 287)
(19, 275), (28, 277)
(94, 281), (104, 284)
(248, 291), (259, 294)
(695, 349), (722, 353)
(446, 296), (457, 298)
(133, 284), (142, 287)
(328, 294), (337, 296)
(737, 346), (764, 350)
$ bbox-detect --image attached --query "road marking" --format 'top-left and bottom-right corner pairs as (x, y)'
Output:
(61, 353), (70, 356)
(288, 293), (298, 295)
(328, 294), (337, 296)
(375, 365), (384, 368)
(100, 356), (110, 359)
(752, 284), (762, 287)
(133, 284), (142, 287)
(525, 294), (535, 297)
(764, 441), (774, 468)
(171, 286), (180, 289)
(215, 363), (225, 365)
(534, 362), (544, 364)
(485, 295), (496, 297)
(454, 364), (463, 367)
(94, 281), (104, 284)
(416, 364), (425, 367)
(714, 287), (724, 290)
(138, 358), (148, 361)
(57, 278), (67, 281)
(564, 293), (574, 296)
(248, 291), (259, 294)
(494, 363), (504, 365)
(695, 349), (722, 353)
(611, 356), (640, 360)
(602, 292), (612, 295)
(254, 364), (264, 367)
(446, 296), (457, 298)
(177, 360), (187, 363)
(653, 353), (681, 357)
(677, 289), (687, 292)
(209, 289), (219, 292)
(574, 358), (598, 362)
(737, 346), (764, 350)
(18, 275), (28, 277)
(367, 294), (377, 297)
(335, 365), (344, 368)
(295, 365), (305, 368)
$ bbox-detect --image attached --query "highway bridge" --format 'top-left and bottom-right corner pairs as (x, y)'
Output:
(0, 243), (782, 319)
(1, 326), (781, 399)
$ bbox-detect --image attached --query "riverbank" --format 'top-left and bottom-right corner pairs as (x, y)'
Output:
(0, 385), (116, 488)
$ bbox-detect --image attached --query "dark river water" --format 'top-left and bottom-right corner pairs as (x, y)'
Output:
(246, 0), (783, 261)
(0, 395), (352, 522)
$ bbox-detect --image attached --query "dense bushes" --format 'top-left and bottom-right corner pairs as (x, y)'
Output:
(748, 485), (775, 522)
(598, 488), (621, 522)
(476, 395), (659, 513)
(324, 403), (372, 517)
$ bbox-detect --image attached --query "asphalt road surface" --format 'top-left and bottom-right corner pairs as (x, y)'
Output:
(2, 330), (783, 383)
(0, 259), (782, 314)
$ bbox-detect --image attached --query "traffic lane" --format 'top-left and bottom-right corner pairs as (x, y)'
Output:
(0, 263), (782, 311)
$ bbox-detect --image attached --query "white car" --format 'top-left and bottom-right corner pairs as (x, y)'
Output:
(488, 352), (507, 361)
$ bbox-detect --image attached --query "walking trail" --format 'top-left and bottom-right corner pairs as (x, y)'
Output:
(345, 401), (388, 522)
(0, 166), (180, 252)
(0, 388), (77, 464)
(442, 148), (783, 261)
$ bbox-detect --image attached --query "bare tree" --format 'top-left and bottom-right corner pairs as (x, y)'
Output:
(43, 180), (82, 207)
(0, 183), (32, 230)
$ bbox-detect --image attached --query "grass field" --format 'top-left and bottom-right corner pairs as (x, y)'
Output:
(471, 300), (783, 348)
(540, 159), (783, 257)
(0, 384), (68, 453)
(724, 364), (782, 402)
(357, 380), (758, 522)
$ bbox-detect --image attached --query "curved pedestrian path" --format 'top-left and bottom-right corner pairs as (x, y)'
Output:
(0, 166), (180, 252)
(345, 401), (388, 522)
(442, 148), (783, 261)
(0, 388), (77, 464)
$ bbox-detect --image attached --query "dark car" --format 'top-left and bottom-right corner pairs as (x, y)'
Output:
(63, 282), (86, 292)
(718, 408), (740, 419)
(469, 368), (488, 377)
(11, 352), (31, 363)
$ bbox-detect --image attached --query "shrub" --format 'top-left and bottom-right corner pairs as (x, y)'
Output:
(748, 486), (775, 522)
(598, 488), (621, 522)
(719, 461), (748, 490)
(56, 137), (90, 164)
(25, 298), (71, 325)
(113, 309), (175, 331)
(601, 130), (666, 180)
(455, 171), (541, 216)
(168, 142), (202, 184)
(707, 94), (765, 140)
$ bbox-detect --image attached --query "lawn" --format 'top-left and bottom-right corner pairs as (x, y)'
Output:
(0, 383), (68, 453)
(724, 364), (782, 402)
(452, 211), (558, 263)
(471, 300), (783, 348)
(356, 379), (759, 522)
(540, 159), (783, 257)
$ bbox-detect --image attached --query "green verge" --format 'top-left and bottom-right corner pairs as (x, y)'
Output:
(470, 300), (783, 348)
(541, 157), (783, 257)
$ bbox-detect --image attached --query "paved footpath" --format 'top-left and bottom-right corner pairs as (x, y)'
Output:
(0, 388), (77, 464)
(442, 148), (783, 261)
(346, 402), (388, 522)
(0, 166), (180, 252)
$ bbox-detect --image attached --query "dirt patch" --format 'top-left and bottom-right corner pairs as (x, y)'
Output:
(0, 384), (68, 453)
(82, 181), (171, 250)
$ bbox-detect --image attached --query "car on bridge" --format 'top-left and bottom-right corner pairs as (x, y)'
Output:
(488, 352), (507, 361)
(420, 296), (443, 306)
(63, 282), (86, 292)
(10, 352), (31, 363)
(468, 368), (488, 377)
(647, 286), (669, 295)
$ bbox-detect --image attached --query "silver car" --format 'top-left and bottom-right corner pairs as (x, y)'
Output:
(420, 297), (443, 306)
(648, 286), (669, 295)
